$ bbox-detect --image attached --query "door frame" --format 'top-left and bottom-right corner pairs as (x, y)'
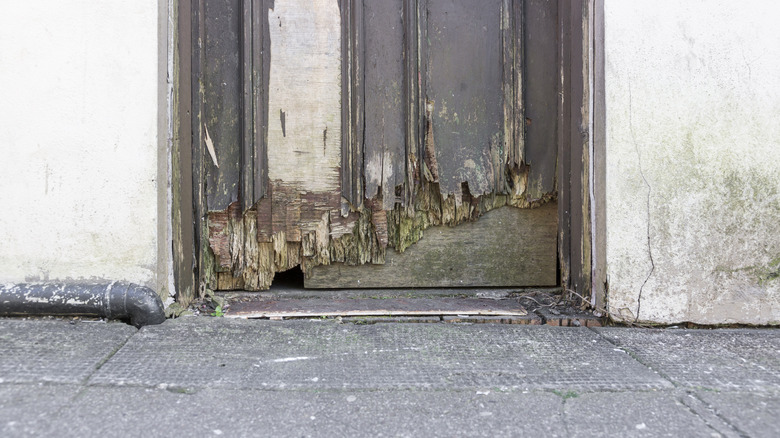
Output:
(170, 0), (607, 309)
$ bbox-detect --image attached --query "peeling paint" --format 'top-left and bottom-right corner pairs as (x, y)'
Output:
(204, 125), (220, 168)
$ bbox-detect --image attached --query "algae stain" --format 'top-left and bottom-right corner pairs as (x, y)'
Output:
(714, 256), (780, 286)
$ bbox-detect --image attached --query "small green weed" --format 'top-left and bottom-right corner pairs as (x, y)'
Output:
(552, 390), (579, 400)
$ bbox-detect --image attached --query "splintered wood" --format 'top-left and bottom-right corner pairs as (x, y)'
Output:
(204, 0), (559, 290)
(209, 183), (555, 290)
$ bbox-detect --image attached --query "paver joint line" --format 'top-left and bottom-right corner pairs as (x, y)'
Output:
(680, 390), (748, 438)
(86, 328), (139, 385)
(587, 325), (680, 388)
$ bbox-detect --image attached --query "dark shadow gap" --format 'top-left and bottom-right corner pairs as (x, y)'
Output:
(271, 266), (305, 290)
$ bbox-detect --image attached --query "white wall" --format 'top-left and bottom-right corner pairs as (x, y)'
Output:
(0, 1), (166, 292)
(605, 0), (780, 324)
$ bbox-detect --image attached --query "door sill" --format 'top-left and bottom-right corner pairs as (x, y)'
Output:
(225, 297), (529, 320)
(215, 288), (604, 327)
(218, 286), (562, 301)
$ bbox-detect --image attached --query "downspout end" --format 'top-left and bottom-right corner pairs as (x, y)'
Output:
(110, 282), (167, 328)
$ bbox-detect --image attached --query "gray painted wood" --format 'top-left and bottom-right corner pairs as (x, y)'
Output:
(363, 0), (406, 210)
(255, 0), (272, 205)
(403, 0), (420, 207)
(568, 0), (587, 296)
(524, 0), (559, 199)
(503, 0), (524, 171)
(556, 0), (572, 290)
(192, 1), (567, 292)
(341, 0), (364, 208)
(193, 0), (209, 292)
(593, 0), (607, 309)
(306, 203), (558, 288)
(556, 0), (595, 301)
(424, 0), (505, 197)
(203, 0), (242, 211)
(240, 0), (269, 209)
(241, 0), (255, 211)
(175, 0), (196, 304)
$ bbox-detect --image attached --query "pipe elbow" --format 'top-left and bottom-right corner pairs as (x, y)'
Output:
(107, 282), (166, 328)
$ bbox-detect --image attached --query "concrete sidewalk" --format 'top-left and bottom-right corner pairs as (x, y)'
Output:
(0, 318), (778, 437)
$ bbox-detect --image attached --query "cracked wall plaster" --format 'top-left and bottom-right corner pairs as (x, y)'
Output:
(605, 0), (780, 324)
(0, 1), (160, 290)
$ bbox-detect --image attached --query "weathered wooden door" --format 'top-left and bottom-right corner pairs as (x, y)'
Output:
(194, 0), (560, 291)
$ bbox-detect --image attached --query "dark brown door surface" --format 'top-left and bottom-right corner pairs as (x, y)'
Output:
(194, 0), (560, 290)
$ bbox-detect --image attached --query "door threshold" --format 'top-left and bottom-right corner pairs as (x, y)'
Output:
(224, 297), (529, 320)
(218, 286), (562, 301)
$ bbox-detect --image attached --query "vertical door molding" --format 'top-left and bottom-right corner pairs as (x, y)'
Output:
(558, 0), (606, 308)
(592, 0), (607, 311)
(341, 0), (365, 210)
(173, 0), (196, 305)
(240, 0), (269, 211)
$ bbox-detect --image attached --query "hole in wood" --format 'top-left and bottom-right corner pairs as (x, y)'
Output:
(271, 265), (304, 290)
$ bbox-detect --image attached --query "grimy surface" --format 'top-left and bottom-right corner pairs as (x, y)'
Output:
(198, 0), (560, 291)
(1, 318), (778, 437)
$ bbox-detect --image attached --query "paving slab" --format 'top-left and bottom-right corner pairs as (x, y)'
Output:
(45, 387), (566, 437)
(0, 320), (137, 384)
(695, 391), (780, 438)
(595, 328), (780, 391)
(90, 318), (670, 391)
(563, 391), (729, 438)
(0, 383), (80, 437)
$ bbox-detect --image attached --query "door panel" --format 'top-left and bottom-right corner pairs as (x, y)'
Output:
(307, 203), (557, 288)
(425, 0), (505, 197)
(363, 0), (405, 210)
(202, 0), (242, 211)
(197, 0), (559, 290)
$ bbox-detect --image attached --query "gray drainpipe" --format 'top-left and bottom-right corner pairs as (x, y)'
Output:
(0, 282), (166, 328)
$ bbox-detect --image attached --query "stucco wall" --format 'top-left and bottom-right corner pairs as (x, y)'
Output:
(605, 1), (780, 324)
(0, 1), (165, 292)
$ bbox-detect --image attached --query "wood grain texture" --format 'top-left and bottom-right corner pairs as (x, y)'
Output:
(264, 0), (344, 251)
(198, 0), (568, 292)
(557, 0), (572, 292)
(266, 0), (341, 193)
(557, 0), (595, 302)
(203, 0), (242, 211)
(403, 0), (420, 208)
(241, 0), (256, 211)
(306, 203), (558, 288)
(593, 0), (607, 309)
(568, 0), (589, 297)
(174, 0), (196, 304)
(524, 0), (559, 200)
(239, 0), (269, 210)
(509, 0), (524, 168)
(340, 0), (364, 209)
(363, 0), (406, 210)
(193, 0), (209, 296)
(425, 0), (505, 198)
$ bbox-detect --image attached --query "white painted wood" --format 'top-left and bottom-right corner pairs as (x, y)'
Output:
(266, 0), (342, 192)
